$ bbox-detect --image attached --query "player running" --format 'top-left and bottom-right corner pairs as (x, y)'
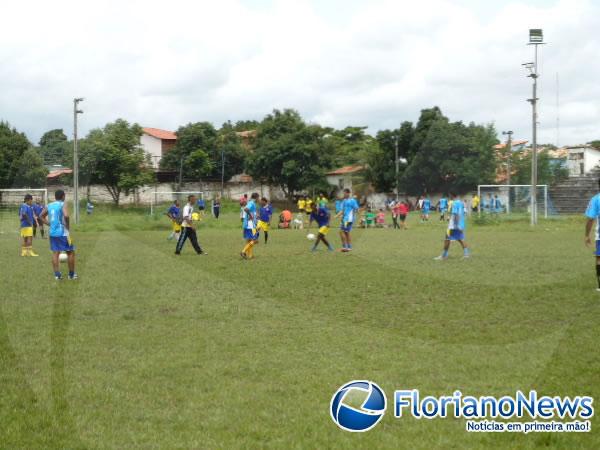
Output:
(166, 200), (181, 241)
(434, 193), (470, 260)
(336, 188), (359, 252)
(421, 195), (431, 222)
(310, 204), (334, 252)
(584, 182), (600, 291)
(40, 189), (77, 279)
(19, 194), (38, 256)
(438, 195), (448, 221)
(257, 197), (273, 244)
(241, 193), (260, 259)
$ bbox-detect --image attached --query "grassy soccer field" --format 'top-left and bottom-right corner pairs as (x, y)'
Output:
(1, 206), (598, 449)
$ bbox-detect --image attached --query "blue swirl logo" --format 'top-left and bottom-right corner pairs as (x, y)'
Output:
(330, 380), (387, 432)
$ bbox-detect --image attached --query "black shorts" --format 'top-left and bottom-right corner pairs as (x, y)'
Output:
(399, 214), (406, 221)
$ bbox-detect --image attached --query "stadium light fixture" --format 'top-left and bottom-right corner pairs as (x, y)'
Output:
(524, 29), (545, 226)
(73, 98), (84, 225)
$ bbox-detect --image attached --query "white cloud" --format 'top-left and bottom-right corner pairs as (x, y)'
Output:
(0, 0), (598, 146)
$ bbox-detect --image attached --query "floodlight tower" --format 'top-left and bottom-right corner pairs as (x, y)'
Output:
(524, 29), (545, 225)
(73, 98), (84, 225)
(502, 130), (513, 214)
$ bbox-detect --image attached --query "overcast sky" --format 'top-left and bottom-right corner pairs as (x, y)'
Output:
(1, 0), (598, 146)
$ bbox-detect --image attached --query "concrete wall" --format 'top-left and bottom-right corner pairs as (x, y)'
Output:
(44, 181), (287, 205)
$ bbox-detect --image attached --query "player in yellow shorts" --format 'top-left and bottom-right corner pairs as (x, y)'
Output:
(309, 205), (333, 252)
(166, 200), (181, 241)
(257, 197), (273, 244)
(19, 194), (38, 256)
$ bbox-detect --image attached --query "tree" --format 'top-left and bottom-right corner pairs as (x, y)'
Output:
(409, 106), (446, 161)
(403, 119), (497, 194)
(365, 122), (414, 192)
(247, 109), (334, 198)
(327, 126), (377, 167)
(0, 121), (31, 189)
(79, 119), (154, 205)
(511, 150), (569, 186)
(13, 148), (48, 187)
(39, 129), (69, 166)
(588, 140), (600, 149)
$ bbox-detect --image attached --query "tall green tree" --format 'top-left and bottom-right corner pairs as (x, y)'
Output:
(365, 121), (414, 192)
(13, 148), (48, 187)
(160, 121), (247, 181)
(39, 129), (70, 166)
(0, 122), (31, 189)
(79, 119), (154, 205)
(327, 126), (377, 167)
(247, 109), (334, 198)
(403, 119), (497, 194)
(409, 106), (446, 160)
(511, 150), (568, 186)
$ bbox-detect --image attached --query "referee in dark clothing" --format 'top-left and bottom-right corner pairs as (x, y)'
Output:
(175, 195), (205, 255)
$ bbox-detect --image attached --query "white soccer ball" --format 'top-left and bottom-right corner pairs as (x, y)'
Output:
(306, 233), (316, 241)
(59, 252), (68, 263)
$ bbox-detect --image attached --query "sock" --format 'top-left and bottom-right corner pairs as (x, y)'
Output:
(596, 265), (600, 288)
(247, 242), (254, 258)
(442, 249), (449, 258)
(242, 243), (251, 254)
(265, 232), (268, 244)
(55, 271), (62, 278)
(464, 247), (470, 256)
(69, 271), (75, 277)
(347, 244), (352, 249)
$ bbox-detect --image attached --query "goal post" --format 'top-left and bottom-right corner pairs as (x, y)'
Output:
(477, 184), (548, 218)
(149, 191), (204, 215)
(0, 188), (48, 237)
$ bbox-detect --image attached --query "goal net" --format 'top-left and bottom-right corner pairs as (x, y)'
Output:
(0, 189), (48, 238)
(477, 185), (549, 217)
(149, 191), (204, 216)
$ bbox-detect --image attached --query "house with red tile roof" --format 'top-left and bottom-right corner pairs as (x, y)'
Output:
(326, 165), (365, 191)
(141, 127), (177, 168)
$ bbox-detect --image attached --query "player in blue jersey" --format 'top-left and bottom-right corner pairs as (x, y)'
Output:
(438, 196), (448, 222)
(257, 197), (273, 244)
(421, 195), (431, 222)
(335, 188), (360, 252)
(435, 192), (470, 260)
(40, 189), (77, 279)
(32, 198), (45, 238)
(241, 193), (259, 259)
(19, 194), (38, 257)
(310, 205), (334, 252)
(584, 181), (600, 291)
(166, 200), (181, 241)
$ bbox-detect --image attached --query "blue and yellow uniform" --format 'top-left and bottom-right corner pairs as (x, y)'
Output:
(48, 201), (75, 252)
(167, 204), (181, 233)
(447, 199), (466, 241)
(258, 204), (273, 232)
(311, 206), (330, 235)
(340, 197), (359, 232)
(19, 203), (34, 237)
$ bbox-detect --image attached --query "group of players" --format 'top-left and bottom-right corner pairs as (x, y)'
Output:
(165, 188), (469, 261)
(18, 190), (77, 280)
(18, 182), (600, 290)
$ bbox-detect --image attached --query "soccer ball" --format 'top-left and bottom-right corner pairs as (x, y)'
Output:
(306, 233), (316, 241)
(59, 252), (68, 263)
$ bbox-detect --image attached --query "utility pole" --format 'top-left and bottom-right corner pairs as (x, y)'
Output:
(502, 130), (513, 214)
(524, 29), (545, 226)
(395, 130), (399, 200)
(221, 148), (225, 198)
(73, 98), (84, 224)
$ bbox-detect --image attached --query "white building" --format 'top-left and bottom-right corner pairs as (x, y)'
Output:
(567, 145), (600, 176)
(140, 128), (177, 168)
(326, 165), (365, 191)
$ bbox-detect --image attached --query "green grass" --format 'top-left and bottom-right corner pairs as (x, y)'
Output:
(1, 209), (599, 449)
